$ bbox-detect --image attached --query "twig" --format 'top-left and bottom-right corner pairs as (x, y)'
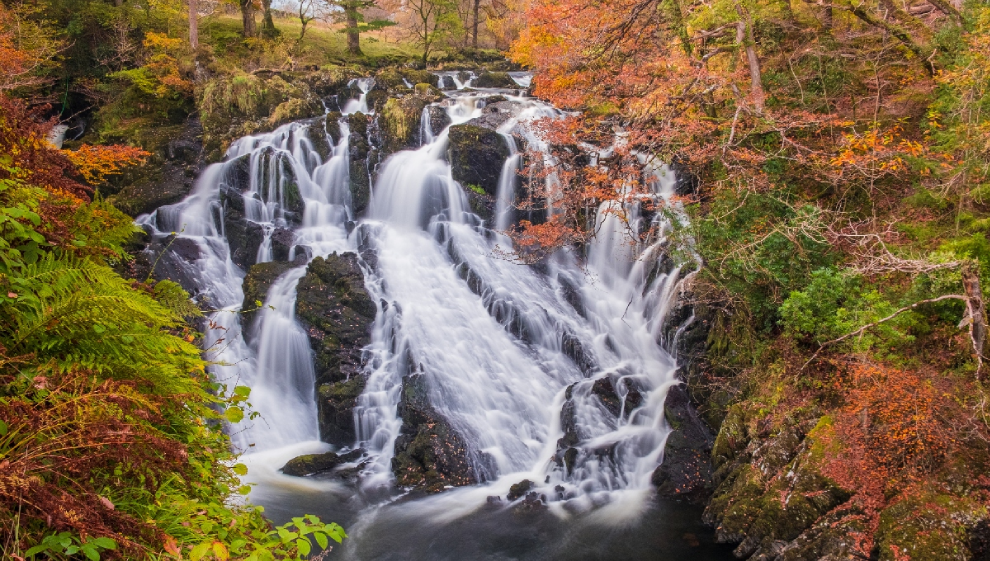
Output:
(802, 294), (968, 369)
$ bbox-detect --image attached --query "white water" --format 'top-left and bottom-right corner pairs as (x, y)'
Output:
(137, 78), (696, 529)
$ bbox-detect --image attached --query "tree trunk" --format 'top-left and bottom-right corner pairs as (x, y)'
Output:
(472, 0), (480, 49)
(823, 3), (833, 30)
(260, 0), (277, 38)
(240, 0), (257, 38)
(346, 5), (362, 55)
(962, 264), (988, 379)
(735, 3), (765, 114)
(189, 0), (199, 50)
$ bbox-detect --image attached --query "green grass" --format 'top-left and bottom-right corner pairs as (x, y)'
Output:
(200, 14), (422, 69)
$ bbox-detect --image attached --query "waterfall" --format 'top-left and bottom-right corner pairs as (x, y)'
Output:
(137, 81), (697, 525)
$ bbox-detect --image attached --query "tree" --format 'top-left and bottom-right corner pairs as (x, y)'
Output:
(189, 0), (199, 49)
(240, 0), (257, 37)
(405, 0), (461, 64)
(331, 0), (395, 56)
(260, 0), (279, 39)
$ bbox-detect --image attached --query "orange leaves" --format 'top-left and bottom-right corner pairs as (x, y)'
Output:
(63, 145), (150, 185)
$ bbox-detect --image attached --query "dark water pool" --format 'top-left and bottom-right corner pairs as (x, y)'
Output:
(252, 479), (735, 561)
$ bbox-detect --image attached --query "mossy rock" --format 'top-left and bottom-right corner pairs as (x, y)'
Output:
(413, 83), (444, 100)
(473, 71), (516, 88)
(295, 252), (375, 445)
(374, 69), (408, 90)
(240, 261), (295, 339)
(380, 96), (430, 155)
(269, 97), (323, 128)
(447, 124), (510, 197)
(317, 377), (366, 446)
(295, 252), (376, 385)
(347, 113), (372, 214)
(282, 448), (363, 477)
(876, 494), (983, 561)
(704, 463), (764, 543)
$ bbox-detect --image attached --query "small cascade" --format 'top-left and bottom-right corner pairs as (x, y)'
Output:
(139, 80), (702, 543)
(342, 78), (375, 114)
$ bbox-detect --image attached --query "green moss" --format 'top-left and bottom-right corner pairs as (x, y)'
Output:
(876, 493), (983, 561)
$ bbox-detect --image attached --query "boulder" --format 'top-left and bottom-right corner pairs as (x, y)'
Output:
(295, 253), (376, 445)
(425, 106), (451, 137)
(380, 96), (430, 155)
(240, 261), (294, 339)
(282, 448), (364, 477)
(651, 385), (713, 503)
(391, 374), (476, 493)
(473, 71), (516, 88)
(507, 479), (533, 500)
(466, 100), (518, 131)
(447, 124), (510, 198)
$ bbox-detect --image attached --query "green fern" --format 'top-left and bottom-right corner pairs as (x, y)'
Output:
(1, 253), (204, 394)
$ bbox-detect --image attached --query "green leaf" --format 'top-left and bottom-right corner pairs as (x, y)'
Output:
(233, 385), (251, 398)
(238, 485), (252, 495)
(90, 537), (116, 550)
(81, 545), (100, 561)
(314, 532), (329, 549)
(24, 545), (49, 557)
(224, 406), (244, 423)
(295, 538), (311, 556)
(190, 541), (212, 561)
(233, 463), (249, 475)
(0, 420), (7, 436)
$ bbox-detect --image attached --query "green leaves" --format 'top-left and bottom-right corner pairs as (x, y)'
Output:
(25, 532), (116, 560)
(224, 406), (245, 423)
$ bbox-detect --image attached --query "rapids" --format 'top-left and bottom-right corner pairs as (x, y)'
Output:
(137, 75), (732, 559)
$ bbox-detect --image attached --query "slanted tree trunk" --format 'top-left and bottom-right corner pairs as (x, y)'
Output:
(189, 0), (199, 50)
(240, 0), (257, 38)
(345, 3), (362, 55)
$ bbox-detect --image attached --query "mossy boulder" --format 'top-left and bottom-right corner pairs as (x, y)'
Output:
(473, 71), (516, 88)
(391, 374), (476, 493)
(199, 72), (323, 160)
(380, 96), (430, 155)
(875, 494), (983, 561)
(240, 261), (294, 339)
(295, 253), (376, 445)
(447, 124), (510, 197)
(282, 448), (363, 477)
(401, 69), (435, 87)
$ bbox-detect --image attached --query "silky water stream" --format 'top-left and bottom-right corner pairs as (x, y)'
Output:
(137, 77), (734, 560)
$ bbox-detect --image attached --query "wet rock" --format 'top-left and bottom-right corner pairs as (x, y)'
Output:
(473, 71), (516, 88)
(303, 65), (358, 103)
(437, 75), (456, 90)
(465, 101), (517, 131)
(652, 385), (714, 503)
(324, 112), (343, 145)
(413, 83), (443, 99)
(347, 112), (372, 215)
(400, 69), (434, 87)
(240, 260), (294, 339)
(270, 226), (295, 262)
(426, 106), (451, 138)
(447, 124), (510, 198)
(282, 448), (364, 477)
(392, 374), (476, 493)
(295, 253), (376, 445)
(507, 479), (533, 500)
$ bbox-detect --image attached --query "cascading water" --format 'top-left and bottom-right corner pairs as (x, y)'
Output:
(138, 73), (729, 559)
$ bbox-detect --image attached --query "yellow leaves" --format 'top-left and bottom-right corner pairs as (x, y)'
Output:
(63, 144), (150, 185)
(144, 32), (183, 53)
